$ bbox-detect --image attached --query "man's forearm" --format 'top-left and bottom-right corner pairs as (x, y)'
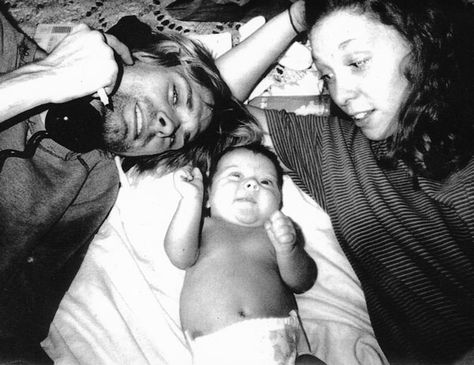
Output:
(0, 63), (53, 124)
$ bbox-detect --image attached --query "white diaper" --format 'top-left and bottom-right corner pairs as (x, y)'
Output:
(186, 310), (300, 365)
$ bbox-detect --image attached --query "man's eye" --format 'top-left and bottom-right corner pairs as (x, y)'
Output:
(351, 58), (369, 69)
(172, 86), (178, 105)
(229, 172), (241, 179)
(260, 179), (273, 186)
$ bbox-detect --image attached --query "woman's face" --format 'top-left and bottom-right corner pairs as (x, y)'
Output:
(310, 10), (411, 140)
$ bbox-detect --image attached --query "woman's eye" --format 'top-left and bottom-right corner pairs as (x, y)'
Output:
(230, 172), (241, 179)
(319, 73), (334, 89)
(260, 179), (273, 186)
(172, 86), (178, 105)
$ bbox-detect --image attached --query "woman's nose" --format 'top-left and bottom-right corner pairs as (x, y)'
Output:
(155, 111), (176, 137)
(331, 75), (357, 107)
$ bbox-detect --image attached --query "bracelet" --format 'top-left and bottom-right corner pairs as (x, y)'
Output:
(288, 8), (302, 35)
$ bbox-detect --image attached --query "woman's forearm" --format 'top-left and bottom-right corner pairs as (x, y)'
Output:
(216, 2), (304, 101)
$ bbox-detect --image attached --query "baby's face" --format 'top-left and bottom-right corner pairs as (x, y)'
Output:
(207, 149), (282, 227)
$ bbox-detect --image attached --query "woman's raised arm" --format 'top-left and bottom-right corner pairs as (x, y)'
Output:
(216, 0), (306, 102)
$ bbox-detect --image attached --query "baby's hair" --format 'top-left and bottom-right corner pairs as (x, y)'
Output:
(207, 143), (284, 190)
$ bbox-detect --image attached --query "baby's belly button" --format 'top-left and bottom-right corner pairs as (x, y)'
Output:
(237, 309), (247, 318)
(228, 302), (284, 320)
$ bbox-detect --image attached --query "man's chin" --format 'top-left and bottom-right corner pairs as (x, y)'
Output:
(103, 141), (132, 155)
(101, 119), (130, 154)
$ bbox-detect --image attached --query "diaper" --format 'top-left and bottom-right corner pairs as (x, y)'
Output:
(186, 310), (300, 365)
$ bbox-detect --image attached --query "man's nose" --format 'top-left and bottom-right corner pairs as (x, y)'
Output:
(244, 178), (259, 191)
(155, 111), (176, 137)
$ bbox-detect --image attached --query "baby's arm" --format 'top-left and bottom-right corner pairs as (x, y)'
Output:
(164, 167), (204, 270)
(265, 211), (317, 293)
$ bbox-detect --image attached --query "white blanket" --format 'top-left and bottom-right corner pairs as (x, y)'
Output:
(42, 164), (388, 365)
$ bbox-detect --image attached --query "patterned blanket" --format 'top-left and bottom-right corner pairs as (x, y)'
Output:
(5, 0), (239, 38)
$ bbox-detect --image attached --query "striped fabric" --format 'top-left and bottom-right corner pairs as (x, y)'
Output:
(266, 109), (474, 364)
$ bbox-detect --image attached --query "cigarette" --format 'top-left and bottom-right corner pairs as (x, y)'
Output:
(97, 88), (109, 106)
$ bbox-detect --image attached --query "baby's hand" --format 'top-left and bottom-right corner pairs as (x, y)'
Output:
(265, 210), (297, 254)
(173, 166), (204, 201)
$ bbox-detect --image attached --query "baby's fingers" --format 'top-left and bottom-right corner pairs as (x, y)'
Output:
(191, 167), (203, 181)
(265, 211), (297, 247)
(273, 227), (296, 246)
(269, 211), (294, 233)
(173, 167), (192, 183)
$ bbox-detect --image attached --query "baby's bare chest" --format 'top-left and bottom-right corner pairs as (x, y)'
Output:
(181, 220), (288, 306)
(180, 223), (294, 334)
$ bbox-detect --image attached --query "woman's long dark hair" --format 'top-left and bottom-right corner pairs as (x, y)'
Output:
(306, 0), (474, 180)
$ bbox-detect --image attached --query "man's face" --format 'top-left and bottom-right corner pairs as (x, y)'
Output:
(102, 60), (214, 156)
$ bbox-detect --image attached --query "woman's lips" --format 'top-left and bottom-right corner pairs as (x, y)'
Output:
(351, 110), (374, 126)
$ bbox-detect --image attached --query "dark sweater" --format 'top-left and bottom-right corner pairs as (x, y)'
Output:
(0, 11), (119, 359)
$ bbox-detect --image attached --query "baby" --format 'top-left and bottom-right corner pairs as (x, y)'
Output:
(165, 144), (322, 365)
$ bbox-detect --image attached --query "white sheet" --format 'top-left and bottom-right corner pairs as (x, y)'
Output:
(42, 165), (388, 365)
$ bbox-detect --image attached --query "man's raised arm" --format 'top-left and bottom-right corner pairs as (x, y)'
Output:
(0, 15), (132, 125)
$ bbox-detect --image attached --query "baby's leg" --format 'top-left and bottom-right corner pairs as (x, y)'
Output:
(296, 353), (326, 365)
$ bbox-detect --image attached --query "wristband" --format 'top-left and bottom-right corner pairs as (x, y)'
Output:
(288, 8), (302, 35)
